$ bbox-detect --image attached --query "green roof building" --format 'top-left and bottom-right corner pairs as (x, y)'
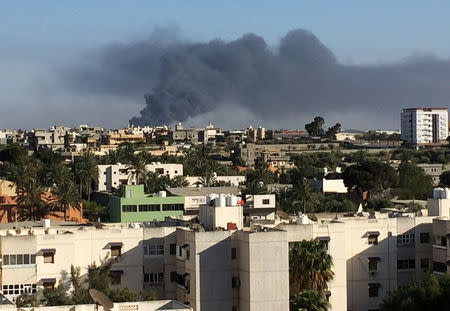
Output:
(109, 185), (185, 222)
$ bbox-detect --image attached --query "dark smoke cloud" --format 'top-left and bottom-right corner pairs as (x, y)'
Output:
(66, 28), (450, 128)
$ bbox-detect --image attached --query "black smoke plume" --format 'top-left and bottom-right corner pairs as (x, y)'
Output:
(67, 29), (450, 127)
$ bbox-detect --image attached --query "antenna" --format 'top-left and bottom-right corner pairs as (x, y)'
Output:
(89, 289), (114, 311)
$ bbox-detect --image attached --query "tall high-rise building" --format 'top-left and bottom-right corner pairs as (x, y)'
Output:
(401, 108), (448, 145)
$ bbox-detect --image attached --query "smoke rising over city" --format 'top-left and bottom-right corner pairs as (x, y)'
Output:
(67, 28), (450, 128)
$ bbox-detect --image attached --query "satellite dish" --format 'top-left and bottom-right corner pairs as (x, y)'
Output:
(89, 289), (114, 310)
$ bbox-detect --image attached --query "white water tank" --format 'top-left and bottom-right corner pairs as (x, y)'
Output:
(296, 214), (309, 225)
(433, 188), (443, 199)
(215, 194), (226, 207)
(226, 196), (232, 206)
(445, 188), (450, 200)
(158, 191), (167, 197)
(43, 219), (51, 228)
(230, 195), (238, 206)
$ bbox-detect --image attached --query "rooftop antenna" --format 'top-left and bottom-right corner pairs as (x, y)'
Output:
(89, 288), (114, 311)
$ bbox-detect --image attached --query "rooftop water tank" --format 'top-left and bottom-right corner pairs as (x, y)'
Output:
(43, 219), (51, 228)
(296, 213), (309, 225)
(158, 191), (167, 197)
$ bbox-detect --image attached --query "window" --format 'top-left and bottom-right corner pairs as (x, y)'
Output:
(42, 249), (55, 264)
(441, 236), (447, 247)
(231, 248), (237, 260)
(397, 233), (415, 246)
(420, 232), (430, 244)
(144, 244), (164, 256)
(144, 272), (164, 284)
(367, 232), (379, 245)
(368, 283), (380, 297)
(420, 258), (429, 269)
(232, 277), (240, 289)
(162, 204), (184, 211)
(368, 257), (380, 271)
(317, 237), (331, 250)
(109, 243), (123, 257)
(397, 259), (415, 270)
(2, 284), (36, 296)
(122, 205), (137, 212)
(110, 271), (122, 285)
(262, 199), (270, 205)
(155, 168), (164, 175)
(170, 243), (176, 255)
(186, 250), (190, 260)
(139, 204), (160, 212)
(170, 271), (177, 283)
(42, 280), (56, 291)
(433, 261), (447, 273)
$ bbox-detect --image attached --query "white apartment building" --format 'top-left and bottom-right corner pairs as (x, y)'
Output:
(184, 176), (245, 187)
(401, 107), (449, 145)
(96, 163), (183, 191)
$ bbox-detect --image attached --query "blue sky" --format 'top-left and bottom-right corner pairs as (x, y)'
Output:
(1, 1), (450, 129)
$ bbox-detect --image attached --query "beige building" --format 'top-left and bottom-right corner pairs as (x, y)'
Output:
(96, 163), (183, 191)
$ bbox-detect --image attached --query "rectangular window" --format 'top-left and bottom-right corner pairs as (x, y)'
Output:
(10, 255), (16, 265)
(441, 236), (447, 247)
(368, 283), (380, 297)
(368, 236), (378, 245)
(122, 205), (137, 212)
(262, 199), (270, 205)
(170, 271), (177, 283)
(397, 233), (415, 246)
(139, 204), (160, 212)
(43, 281), (55, 291)
(145, 272), (164, 284)
(3, 255), (9, 265)
(186, 250), (190, 260)
(23, 254), (30, 265)
(109, 271), (122, 285)
(231, 248), (237, 260)
(420, 232), (430, 244)
(397, 259), (415, 270)
(162, 204), (184, 211)
(111, 246), (122, 257)
(16, 254), (23, 265)
(368, 258), (379, 271)
(31, 255), (36, 264)
(420, 258), (429, 269)
(170, 243), (176, 255)
(433, 261), (447, 273)
(43, 253), (54, 264)
(144, 244), (164, 256)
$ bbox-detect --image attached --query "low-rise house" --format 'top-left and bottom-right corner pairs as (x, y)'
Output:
(108, 185), (185, 222)
(166, 187), (241, 215)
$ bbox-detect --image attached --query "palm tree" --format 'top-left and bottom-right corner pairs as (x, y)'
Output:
(290, 290), (330, 311)
(16, 178), (49, 221)
(195, 170), (217, 187)
(242, 180), (268, 196)
(73, 152), (99, 201)
(46, 163), (72, 188)
(289, 240), (334, 296)
(169, 175), (189, 188)
(253, 162), (275, 185)
(141, 171), (168, 194)
(51, 181), (81, 221)
(126, 154), (148, 184)
(292, 178), (319, 214)
(105, 150), (123, 164)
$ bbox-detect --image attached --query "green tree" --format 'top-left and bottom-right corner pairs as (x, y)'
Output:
(45, 163), (72, 188)
(439, 170), (450, 187)
(342, 160), (398, 201)
(127, 154), (148, 184)
(42, 284), (71, 306)
(73, 152), (99, 201)
(0, 143), (28, 164)
(17, 177), (50, 221)
(70, 265), (91, 304)
(289, 240), (334, 295)
(242, 180), (268, 196)
(398, 162), (433, 199)
(291, 178), (320, 214)
(380, 274), (450, 311)
(15, 292), (39, 307)
(169, 175), (189, 188)
(82, 200), (109, 222)
(141, 171), (169, 194)
(290, 290), (330, 311)
(51, 181), (81, 221)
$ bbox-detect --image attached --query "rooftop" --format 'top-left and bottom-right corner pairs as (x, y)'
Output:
(167, 186), (240, 196)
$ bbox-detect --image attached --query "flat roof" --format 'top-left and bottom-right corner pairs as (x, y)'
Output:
(167, 187), (240, 196)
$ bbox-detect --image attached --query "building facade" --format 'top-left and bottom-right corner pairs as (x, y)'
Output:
(401, 107), (449, 145)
